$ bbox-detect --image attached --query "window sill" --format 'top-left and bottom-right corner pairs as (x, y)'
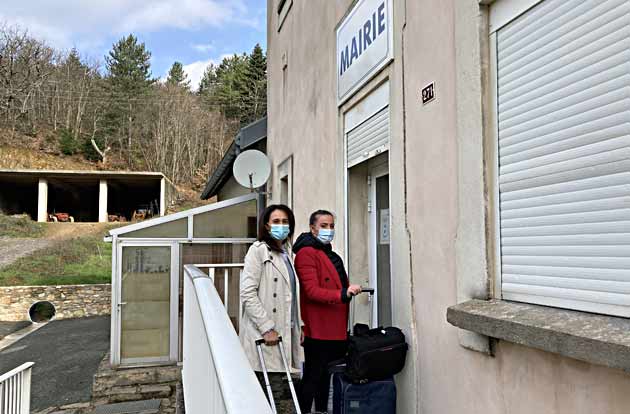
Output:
(446, 299), (630, 372)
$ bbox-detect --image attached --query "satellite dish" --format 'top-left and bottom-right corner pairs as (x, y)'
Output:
(233, 150), (271, 191)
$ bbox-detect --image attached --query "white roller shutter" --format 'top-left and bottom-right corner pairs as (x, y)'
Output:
(347, 106), (390, 168)
(496, 0), (630, 317)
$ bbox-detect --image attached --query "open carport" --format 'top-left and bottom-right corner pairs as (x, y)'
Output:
(0, 170), (177, 223)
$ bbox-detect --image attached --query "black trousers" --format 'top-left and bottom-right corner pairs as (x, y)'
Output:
(298, 337), (347, 412)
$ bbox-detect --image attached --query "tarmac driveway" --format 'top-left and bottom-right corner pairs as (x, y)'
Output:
(0, 321), (31, 339)
(0, 316), (110, 411)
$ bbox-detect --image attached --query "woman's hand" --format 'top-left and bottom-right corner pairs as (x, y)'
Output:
(346, 284), (362, 298)
(263, 329), (280, 346)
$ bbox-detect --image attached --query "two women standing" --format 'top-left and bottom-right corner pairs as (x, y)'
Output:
(239, 205), (360, 413)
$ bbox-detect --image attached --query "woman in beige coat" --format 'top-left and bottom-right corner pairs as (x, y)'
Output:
(239, 204), (303, 410)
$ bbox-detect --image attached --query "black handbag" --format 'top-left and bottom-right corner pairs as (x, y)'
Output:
(345, 325), (408, 383)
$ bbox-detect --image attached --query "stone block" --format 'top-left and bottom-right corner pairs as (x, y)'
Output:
(107, 386), (139, 396)
(140, 385), (172, 397)
(60, 402), (91, 410)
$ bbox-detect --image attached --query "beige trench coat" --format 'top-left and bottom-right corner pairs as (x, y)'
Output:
(239, 241), (304, 373)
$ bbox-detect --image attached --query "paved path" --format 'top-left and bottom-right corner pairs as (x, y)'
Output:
(0, 316), (110, 411)
(0, 321), (31, 339)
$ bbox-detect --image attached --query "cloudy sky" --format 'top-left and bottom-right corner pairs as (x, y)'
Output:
(0, 0), (267, 89)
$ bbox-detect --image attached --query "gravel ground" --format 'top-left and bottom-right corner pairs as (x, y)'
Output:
(0, 237), (54, 269)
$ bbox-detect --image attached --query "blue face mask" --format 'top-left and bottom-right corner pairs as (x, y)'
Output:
(317, 228), (335, 244)
(270, 224), (290, 241)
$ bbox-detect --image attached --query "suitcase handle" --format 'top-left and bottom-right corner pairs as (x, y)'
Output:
(255, 336), (283, 346)
(254, 336), (301, 414)
(350, 287), (375, 330)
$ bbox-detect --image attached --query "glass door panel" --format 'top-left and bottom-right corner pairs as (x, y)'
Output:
(120, 245), (171, 361)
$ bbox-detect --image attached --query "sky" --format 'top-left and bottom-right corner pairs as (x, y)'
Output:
(0, 0), (267, 90)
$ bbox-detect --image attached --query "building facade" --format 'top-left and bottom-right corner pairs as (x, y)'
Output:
(266, 0), (630, 413)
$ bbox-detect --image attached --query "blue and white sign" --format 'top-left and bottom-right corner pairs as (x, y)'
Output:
(337, 0), (393, 105)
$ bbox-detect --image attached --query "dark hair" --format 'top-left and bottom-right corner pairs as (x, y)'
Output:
(309, 209), (334, 226)
(258, 204), (296, 251)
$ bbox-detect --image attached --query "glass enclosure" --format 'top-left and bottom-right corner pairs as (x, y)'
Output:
(108, 194), (258, 367)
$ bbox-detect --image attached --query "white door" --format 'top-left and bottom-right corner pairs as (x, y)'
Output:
(368, 164), (392, 327)
(115, 241), (179, 365)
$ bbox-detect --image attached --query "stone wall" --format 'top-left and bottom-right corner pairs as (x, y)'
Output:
(92, 355), (181, 414)
(0, 284), (111, 321)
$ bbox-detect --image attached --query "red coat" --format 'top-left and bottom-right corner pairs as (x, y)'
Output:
(294, 246), (349, 340)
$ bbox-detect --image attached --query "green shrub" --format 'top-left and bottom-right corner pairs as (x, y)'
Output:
(58, 128), (78, 155)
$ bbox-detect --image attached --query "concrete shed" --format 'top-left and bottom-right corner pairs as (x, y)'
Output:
(0, 169), (177, 223)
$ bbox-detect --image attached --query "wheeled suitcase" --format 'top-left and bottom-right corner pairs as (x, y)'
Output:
(255, 336), (302, 414)
(325, 288), (400, 413)
(329, 363), (396, 414)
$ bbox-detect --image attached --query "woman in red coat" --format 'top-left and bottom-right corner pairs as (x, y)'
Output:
(294, 209), (362, 412)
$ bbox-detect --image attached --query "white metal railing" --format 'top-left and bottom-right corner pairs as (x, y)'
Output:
(0, 362), (34, 414)
(183, 265), (272, 414)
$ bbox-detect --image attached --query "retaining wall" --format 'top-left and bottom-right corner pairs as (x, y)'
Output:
(0, 284), (111, 321)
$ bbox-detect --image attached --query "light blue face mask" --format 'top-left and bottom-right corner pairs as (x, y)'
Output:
(317, 228), (335, 244)
(270, 224), (290, 241)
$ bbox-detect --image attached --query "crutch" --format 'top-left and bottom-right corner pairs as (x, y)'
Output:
(255, 337), (302, 414)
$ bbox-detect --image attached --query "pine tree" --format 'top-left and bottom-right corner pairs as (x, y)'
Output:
(104, 34), (155, 167)
(243, 44), (267, 123)
(105, 34), (154, 93)
(198, 64), (217, 95)
(213, 53), (248, 121)
(166, 61), (190, 88)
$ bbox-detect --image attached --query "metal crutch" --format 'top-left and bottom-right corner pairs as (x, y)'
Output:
(255, 337), (302, 414)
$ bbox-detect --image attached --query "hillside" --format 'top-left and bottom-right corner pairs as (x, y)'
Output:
(0, 145), (96, 171)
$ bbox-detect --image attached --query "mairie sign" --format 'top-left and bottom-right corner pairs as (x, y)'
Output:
(337, 0), (393, 104)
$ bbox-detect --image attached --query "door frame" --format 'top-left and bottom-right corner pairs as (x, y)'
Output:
(112, 240), (180, 366)
(368, 162), (390, 327)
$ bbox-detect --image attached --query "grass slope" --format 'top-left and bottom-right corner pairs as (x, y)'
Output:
(0, 233), (111, 286)
(0, 214), (45, 238)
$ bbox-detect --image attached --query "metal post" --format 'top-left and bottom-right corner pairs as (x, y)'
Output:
(224, 268), (229, 309)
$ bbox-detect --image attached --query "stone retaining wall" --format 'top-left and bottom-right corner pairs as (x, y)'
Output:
(92, 355), (181, 414)
(0, 284), (111, 321)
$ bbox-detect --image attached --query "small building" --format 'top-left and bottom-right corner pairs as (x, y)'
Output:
(0, 169), (177, 223)
(105, 193), (258, 367)
(200, 117), (267, 202)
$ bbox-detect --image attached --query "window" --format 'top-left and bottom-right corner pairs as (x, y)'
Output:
(492, 0), (630, 317)
(278, 156), (293, 208)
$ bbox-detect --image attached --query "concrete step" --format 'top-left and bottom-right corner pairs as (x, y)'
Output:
(92, 399), (161, 414)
